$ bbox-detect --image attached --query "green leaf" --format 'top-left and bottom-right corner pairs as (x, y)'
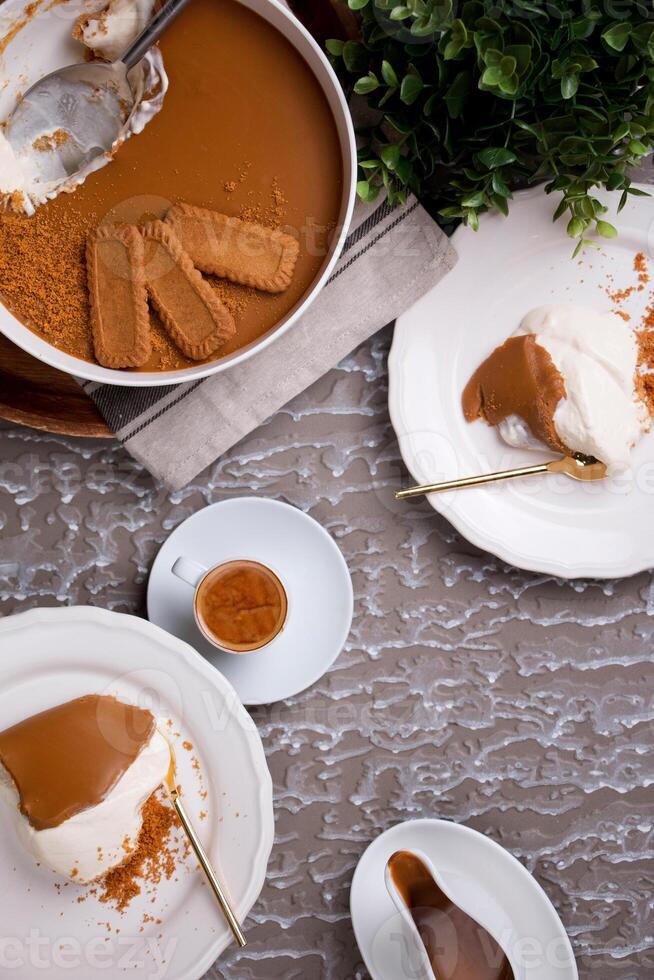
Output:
(389, 5), (411, 19)
(606, 171), (625, 190)
(443, 18), (468, 59)
(354, 73), (379, 95)
(492, 193), (509, 215)
(380, 143), (401, 170)
(602, 22), (631, 52)
(481, 66), (502, 87)
(560, 74), (579, 99)
(342, 41), (367, 73)
(514, 118), (540, 138)
(357, 179), (380, 203)
(476, 147), (518, 169)
(444, 71), (472, 118)
(596, 220), (618, 238)
(499, 73), (519, 95)
(444, 38), (462, 60)
(394, 155), (412, 183)
(483, 48), (503, 68)
(611, 121), (630, 145)
(422, 92), (440, 117)
(400, 74), (423, 105)
(381, 60), (399, 88)
(492, 172), (511, 197)
(567, 216), (585, 238)
(383, 114), (413, 135)
(504, 44), (531, 76)
(552, 198), (568, 222)
(576, 196), (596, 219)
(571, 14), (598, 40)
(325, 39), (344, 57)
(348, 0), (369, 9)
(466, 208), (480, 231)
(628, 139), (649, 156)
(461, 190), (486, 207)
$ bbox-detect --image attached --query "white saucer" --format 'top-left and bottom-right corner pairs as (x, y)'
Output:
(147, 497), (353, 705)
(350, 818), (578, 980)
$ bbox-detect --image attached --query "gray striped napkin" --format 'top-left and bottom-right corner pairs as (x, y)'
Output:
(79, 195), (456, 490)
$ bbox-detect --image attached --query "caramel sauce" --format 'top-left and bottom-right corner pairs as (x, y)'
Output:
(195, 559), (287, 652)
(462, 334), (568, 453)
(388, 850), (514, 980)
(0, 0), (344, 371)
(0, 695), (156, 830)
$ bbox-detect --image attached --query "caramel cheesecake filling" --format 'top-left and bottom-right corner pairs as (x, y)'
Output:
(0, 694), (156, 830)
(462, 334), (568, 455)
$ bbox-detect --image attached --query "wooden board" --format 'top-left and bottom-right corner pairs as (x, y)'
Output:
(0, 335), (110, 437)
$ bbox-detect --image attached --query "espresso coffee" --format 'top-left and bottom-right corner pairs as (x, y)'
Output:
(195, 559), (287, 653)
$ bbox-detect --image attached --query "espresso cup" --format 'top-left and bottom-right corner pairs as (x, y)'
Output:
(172, 556), (288, 654)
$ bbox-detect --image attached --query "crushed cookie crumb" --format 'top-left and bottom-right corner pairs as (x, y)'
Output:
(97, 794), (179, 912)
(32, 129), (69, 153)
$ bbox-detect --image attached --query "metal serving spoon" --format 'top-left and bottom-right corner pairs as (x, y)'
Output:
(395, 453), (607, 500)
(163, 736), (247, 948)
(4, 0), (191, 180)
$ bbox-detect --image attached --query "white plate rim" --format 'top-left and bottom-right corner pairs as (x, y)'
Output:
(388, 183), (654, 579)
(0, 605), (275, 980)
(350, 816), (578, 980)
(147, 496), (355, 705)
(0, 0), (357, 387)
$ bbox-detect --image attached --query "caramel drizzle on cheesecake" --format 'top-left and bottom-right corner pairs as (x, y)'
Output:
(0, 695), (156, 830)
(462, 334), (568, 454)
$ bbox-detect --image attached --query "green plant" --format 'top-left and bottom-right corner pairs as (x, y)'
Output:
(327, 0), (654, 253)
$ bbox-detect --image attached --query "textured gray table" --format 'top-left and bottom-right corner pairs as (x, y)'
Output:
(0, 325), (652, 979)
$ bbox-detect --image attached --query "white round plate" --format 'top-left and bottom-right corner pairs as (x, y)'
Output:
(0, 0), (356, 386)
(147, 497), (354, 705)
(350, 818), (578, 980)
(389, 184), (654, 578)
(0, 606), (274, 980)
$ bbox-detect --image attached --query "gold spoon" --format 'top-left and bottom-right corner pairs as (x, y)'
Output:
(395, 453), (607, 500)
(163, 737), (247, 948)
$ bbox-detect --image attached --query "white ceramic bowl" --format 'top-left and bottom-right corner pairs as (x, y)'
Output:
(0, 0), (357, 386)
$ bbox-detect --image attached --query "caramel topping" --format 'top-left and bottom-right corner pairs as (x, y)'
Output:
(0, 695), (156, 830)
(388, 851), (514, 980)
(462, 334), (568, 454)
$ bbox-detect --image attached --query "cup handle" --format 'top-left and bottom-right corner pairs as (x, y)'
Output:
(172, 557), (208, 589)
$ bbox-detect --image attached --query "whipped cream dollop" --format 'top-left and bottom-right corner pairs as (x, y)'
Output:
(498, 304), (648, 471)
(76, 0), (157, 61)
(0, 726), (169, 882)
(0, 0), (167, 214)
